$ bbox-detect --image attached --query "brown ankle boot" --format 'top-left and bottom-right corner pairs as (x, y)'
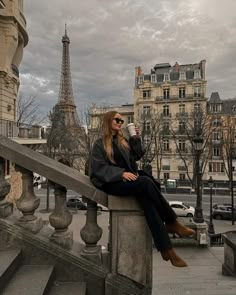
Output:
(166, 220), (195, 237)
(161, 249), (188, 267)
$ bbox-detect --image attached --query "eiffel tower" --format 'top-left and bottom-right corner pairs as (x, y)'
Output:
(56, 24), (80, 130)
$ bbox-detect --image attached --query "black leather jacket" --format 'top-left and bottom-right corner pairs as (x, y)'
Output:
(90, 136), (145, 188)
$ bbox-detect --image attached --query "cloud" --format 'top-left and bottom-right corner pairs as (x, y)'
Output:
(20, 0), (236, 119)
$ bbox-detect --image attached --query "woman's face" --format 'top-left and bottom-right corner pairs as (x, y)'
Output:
(111, 113), (124, 133)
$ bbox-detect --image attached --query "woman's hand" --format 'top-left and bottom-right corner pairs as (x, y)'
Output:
(122, 172), (138, 181)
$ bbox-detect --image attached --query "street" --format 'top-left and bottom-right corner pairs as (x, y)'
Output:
(35, 187), (233, 217)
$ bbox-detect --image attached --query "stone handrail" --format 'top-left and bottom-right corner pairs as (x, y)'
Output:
(0, 135), (152, 295)
(0, 135), (107, 206)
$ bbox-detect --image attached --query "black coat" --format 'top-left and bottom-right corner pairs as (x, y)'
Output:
(90, 136), (145, 188)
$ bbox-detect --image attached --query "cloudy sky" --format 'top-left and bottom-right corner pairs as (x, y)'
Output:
(20, 0), (236, 118)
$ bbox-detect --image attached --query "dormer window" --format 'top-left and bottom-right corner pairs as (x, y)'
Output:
(164, 73), (170, 81)
(179, 72), (186, 80)
(194, 70), (201, 79)
(151, 74), (157, 83)
(137, 76), (143, 84)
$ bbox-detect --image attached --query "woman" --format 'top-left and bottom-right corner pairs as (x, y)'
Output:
(90, 111), (195, 267)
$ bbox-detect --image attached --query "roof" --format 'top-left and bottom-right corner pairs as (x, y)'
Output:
(209, 92), (222, 103)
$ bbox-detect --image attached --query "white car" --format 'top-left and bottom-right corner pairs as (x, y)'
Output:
(169, 201), (195, 217)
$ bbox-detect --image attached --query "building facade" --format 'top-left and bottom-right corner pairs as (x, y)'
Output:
(133, 61), (207, 182)
(0, 0), (28, 127)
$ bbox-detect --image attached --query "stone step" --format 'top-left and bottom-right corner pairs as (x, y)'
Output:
(0, 249), (22, 291)
(49, 281), (86, 295)
(1, 265), (54, 295)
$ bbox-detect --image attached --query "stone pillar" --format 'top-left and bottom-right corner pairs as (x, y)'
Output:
(222, 231), (236, 277)
(0, 157), (12, 217)
(80, 199), (103, 264)
(105, 196), (153, 295)
(15, 165), (43, 233)
(49, 184), (73, 249)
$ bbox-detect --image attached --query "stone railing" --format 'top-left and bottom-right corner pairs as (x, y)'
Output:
(0, 135), (152, 295)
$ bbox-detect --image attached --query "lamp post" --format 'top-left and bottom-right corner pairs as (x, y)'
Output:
(193, 133), (204, 223)
(208, 176), (215, 234)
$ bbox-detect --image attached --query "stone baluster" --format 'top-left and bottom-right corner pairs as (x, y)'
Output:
(0, 157), (12, 217)
(15, 165), (43, 233)
(80, 198), (103, 264)
(49, 183), (73, 249)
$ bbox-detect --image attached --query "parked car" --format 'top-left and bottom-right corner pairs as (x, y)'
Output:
(66, 197), (105, 211)
(66, 197), (87, 210)
(212, 204), (236, 220)
(33, 173), (46, 187)
(169, 201), (195, 217)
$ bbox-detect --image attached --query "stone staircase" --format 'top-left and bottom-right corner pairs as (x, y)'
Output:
(0, 249), (86, 295)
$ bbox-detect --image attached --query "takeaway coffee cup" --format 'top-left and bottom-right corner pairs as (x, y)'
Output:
(126, 123), (136, 137)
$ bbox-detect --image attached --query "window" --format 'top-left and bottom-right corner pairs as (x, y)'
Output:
(144, 138), (151, 146)
(179, 72), (186, 80)
(137, 76), (143, 84)
(151, 75), (157, 83)
(163, 121), (169, 132)
(210, 104), (222, 113)
(142, 90), (151, 98)
(179, 104), (185, 113)
(164, 73), (170, 81)
(212, 132), (220, 140)
(143, 122), (151, 132)
(213, 147), (221, 157)
(209, 162), (224, 173)
(164, 173), (169, 180)
(194, 70), (201, 79)
(194, 103), (200, 112)
(163, 88), (170, 99)
(179, 121), (185, 133)
(194, 85), (201, 97)
(212, 119), (220, 127)
(179, 173), (186, 180)
(143, 105), (151, 115)
(179, 87), (185, 98)
(163, 140), (169, 151)
(127, 115), (134, 124)
(179, 140), (186, 151)
(163, 105), (169, 116)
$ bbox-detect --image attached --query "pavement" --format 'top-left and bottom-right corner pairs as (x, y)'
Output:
(34, 207), (236, 295)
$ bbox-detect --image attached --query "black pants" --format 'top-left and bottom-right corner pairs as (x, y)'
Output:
(102, 175), (177, 251)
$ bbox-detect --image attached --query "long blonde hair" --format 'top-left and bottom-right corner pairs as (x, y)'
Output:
(102, 111), (129, 162)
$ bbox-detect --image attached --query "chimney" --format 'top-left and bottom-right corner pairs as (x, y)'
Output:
(200, 60), (206, 79)
(174, 62), (180, 72)
(135, 66), (142, 76)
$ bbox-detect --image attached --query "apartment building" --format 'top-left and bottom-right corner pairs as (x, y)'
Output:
(133, 60), (207, 181)
(207, 92), (236, 182)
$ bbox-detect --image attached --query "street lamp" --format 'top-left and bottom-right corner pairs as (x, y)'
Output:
(208, 176), (215, 234)
(193, 133), (204, 223)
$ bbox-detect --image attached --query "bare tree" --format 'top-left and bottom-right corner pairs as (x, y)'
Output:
(171, 104), (216, 188)
(137, 107), (163, 180)
(17, 93), (46, 126)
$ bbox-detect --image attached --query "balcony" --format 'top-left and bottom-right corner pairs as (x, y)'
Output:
(176, 112), (188, 118)
(161, 113), (172, 119)
(156, 94), (205, 101)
